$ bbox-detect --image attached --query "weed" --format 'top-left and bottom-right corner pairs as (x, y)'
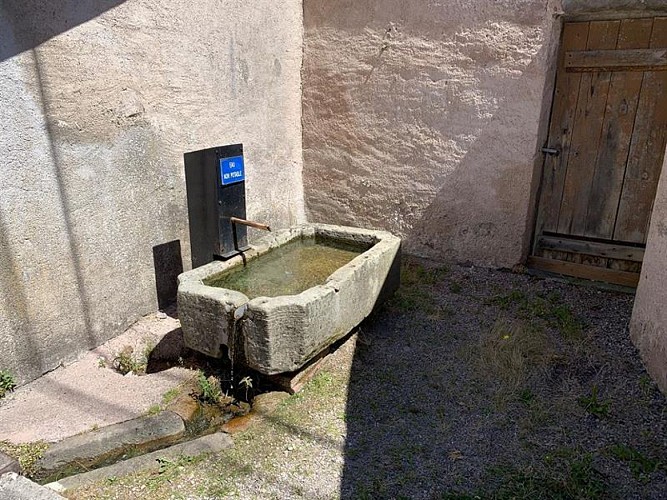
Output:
(518, 388), (535, 406)
(239, 376), (253, 401)
(112, 345), (148, 375)
(608, 444), (662, 482)
(0, 370), (17, 398)
(578, 385), (611, 418)
(147, 455), (199, 490)
(487, 290), (527, 310)
(638, 374), (655, 400)
(449, 281), (462, 293)
(196, 371), (222, 404)
(401, 261), (449, 286)
(162, 387), (181, 405)
(146, 404), (161, 416)
(0, 440), (48, 477)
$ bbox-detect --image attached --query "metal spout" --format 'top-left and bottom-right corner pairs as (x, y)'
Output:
(230, 217), (271, 232)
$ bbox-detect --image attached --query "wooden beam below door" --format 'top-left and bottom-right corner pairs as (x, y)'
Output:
(537, 235), (645, 262)
(527, 256), (640, 287)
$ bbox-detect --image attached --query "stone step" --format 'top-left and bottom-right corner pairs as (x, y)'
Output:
(35, 411), (185, 482)
(0, 472), (65, 500)
(46, 432), (233, 494)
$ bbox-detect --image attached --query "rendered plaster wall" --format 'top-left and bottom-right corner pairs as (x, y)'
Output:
(302, 0), (562, 267)
(631, 149), (667, 393)
(0, 0), (305, 384)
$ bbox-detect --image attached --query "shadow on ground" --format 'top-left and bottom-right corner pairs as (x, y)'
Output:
(340, 258), (667, 499)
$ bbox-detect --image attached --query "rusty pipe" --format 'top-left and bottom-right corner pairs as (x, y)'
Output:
(230, 217), (271, 232)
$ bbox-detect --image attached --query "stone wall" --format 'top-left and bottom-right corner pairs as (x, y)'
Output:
(302, 0), (562, 267)
(0, 0), (305, 384)
(631, 149), (667, 393)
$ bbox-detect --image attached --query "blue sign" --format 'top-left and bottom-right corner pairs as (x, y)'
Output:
(220, 155), (245, 186)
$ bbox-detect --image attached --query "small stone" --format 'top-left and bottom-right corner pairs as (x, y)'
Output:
(156, 311), (167, 319)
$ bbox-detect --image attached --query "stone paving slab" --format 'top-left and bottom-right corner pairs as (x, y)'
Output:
(46, 432), (234, 494)
(0, 472), (65, 500)
(35, 411), (186, 481)
(0, 311), (195, 444)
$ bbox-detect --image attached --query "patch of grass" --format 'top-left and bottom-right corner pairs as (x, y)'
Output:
(487, 290), (527, 310)
(0, 370), (17, 398)
(578, 385), (611, 418)
(390, 287), (438, 315)
(638, 374), (655, 401)
(491, 452), (608, 499)
(475, 320), (557, 404)
(449, 281), (463, 293)
(146, 404), (161, 416)
(162, 387), (181, 405)
(607, 444), (662, 482)
(146, 455), (201, 491)
(0, 440), (49, 477)
(486, 290), (584, 340)
(401, 261), (449, 286)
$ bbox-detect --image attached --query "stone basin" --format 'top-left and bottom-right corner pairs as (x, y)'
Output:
(177, 223), (401, 375)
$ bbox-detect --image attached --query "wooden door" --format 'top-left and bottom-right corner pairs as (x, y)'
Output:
(531, 18), (667, 287)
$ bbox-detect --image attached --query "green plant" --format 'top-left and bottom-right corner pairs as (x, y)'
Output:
(146, 404), (161, 415)
(578, 385), (611, 418)
(112, 346), (147, 375)
(239, 376), (253, 401)
(162, 387), (180, 405)
(449, 281), (462, 293)
(608, 444), (662, 482)
(196, 371), (222, 404)
(0, 370), (17, 398)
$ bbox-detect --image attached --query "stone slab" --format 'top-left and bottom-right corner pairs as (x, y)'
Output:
(35, 411), (185, 481)
(46, 433), (233, 494)
(0, 451), (20, 475)
(0, 472), (65, 500)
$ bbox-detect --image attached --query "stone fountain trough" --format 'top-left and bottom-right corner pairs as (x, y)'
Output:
(177, 223), (400, 375)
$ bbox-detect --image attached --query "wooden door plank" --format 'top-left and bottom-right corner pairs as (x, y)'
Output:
(537, 234), (645, 261)
(565, 48), (667, 72)
(557, 20), (621, 236)
(527, 256), (640, 287)
(615, 17), (667, 243)
(584, 18), (653, 239)
(535, 22), (590, 239)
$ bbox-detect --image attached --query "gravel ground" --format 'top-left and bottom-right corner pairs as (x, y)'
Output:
(68, 259), (667, 499)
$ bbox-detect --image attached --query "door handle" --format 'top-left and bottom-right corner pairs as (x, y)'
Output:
(541, 147), (560, 156)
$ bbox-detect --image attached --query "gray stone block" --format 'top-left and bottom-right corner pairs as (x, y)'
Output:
(0, 451), (20, 475)
(47, 432), (233, 494)
(0, 472), (65, 500)
(35, 411), (185, 481)
(178, 223), (400, 374)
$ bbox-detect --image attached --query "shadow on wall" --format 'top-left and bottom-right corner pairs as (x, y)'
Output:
(408, 54), (552, 267)
(0, 0), (128, 63)
(0, 0), (128, 380)
(0, 213), (43, 381)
